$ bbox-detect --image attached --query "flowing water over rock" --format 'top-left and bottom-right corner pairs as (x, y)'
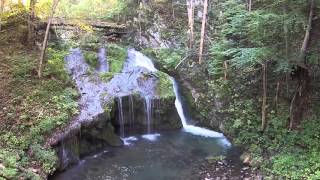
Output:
(50, 48), (238, 179)
(98, 47), (108, 72)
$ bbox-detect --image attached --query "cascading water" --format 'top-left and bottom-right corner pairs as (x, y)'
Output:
(117, 97), (125, 138)
(129, 49), (230, 145)
(117, 96), (139, 145)
(129, 49), (157, 72)
(98, 47), (108, 72)
(128, 49), (160, 141)
(171, 78), (227, 139)
(145, 96), (152, 134)
(129, 95), (134, 129)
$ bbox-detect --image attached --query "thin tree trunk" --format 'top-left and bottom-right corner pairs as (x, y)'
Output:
(261, 61), (267, 130)
(289, 0), (314, 129)
(187, 0), (194, 48)
(301, 0), (315, 64)
(289, 86), (299, 130)
(248, 0), (252, 11)
(28, 0), (36, 46)
(38, 0), (59, 78)
(223, 61), (228, 80)
(198, 0), (208, 64)
(275, 81), (280, 114)
(0, 0), (5, 31)
(172, 1), (175, 20)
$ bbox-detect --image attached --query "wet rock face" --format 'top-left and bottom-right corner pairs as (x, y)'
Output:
(112, 95), (181, 134)
(55, 112), (122, 171)
(50, 48), (182, 171)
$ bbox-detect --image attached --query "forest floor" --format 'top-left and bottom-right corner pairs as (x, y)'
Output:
(0, 26), (78, 179)
(198, 159), (262, 180)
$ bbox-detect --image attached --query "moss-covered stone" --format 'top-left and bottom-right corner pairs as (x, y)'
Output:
(83, 50), (98, 68)
(156, 71), (174, 98)
(107, 44), (128, 74)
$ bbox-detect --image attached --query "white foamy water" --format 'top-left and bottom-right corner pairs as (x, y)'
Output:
(128, 49), (157, 72)
(122, 136), (139, 146)
(141, 133), (161, 141)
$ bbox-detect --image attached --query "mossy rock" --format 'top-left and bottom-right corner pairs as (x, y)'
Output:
(101, 123), (123, 146)
(156, 71), (174, 98)
(83, 51), (98, 68)
(107, 44), (127, 73)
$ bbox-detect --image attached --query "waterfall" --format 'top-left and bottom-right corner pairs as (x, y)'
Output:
(98, 47), (108, 72)
(128, 49), (157, 72)
(117, 97), (125, 138)
(144, 96), (152, 134)
(129, 95), (135, 129)
(128, 49), (228, 143)
(171, 78), (225, 138)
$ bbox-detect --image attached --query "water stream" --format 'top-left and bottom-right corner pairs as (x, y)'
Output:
(117, 97), (125, 138)
(129, 49), (230, 144)
(98, 47), (108, 72)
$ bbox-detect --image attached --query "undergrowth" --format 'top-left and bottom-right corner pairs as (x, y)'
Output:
(0, 44), (78, 179)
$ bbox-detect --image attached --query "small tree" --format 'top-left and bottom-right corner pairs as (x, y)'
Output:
(38, 0), (59, 78)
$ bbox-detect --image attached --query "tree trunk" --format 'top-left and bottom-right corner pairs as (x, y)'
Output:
(38, 0), (59, 78)
(198, 0), (208, 64)
(301, 0), (315, 64)
(0, 0), (5, 31)
(248, 0), (252, 11)
(187, 0), (194, 48)
(28, 0), (36, 46)
(289, 0), (314, 129)
(223, 61), (228, 80)
(261, 61), (267, 130)
(275, 81), (280, 114)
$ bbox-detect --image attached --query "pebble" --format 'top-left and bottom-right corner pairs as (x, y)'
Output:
(242, 166), (250, 171)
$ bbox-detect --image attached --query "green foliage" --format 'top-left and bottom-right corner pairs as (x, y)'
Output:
(1, 39), (78, 178)
(56, 0), (127, 20)
(79, 33), (101, 51)
(107, 44), (127, 73)
(142, 48), (185, 71)
(156, 71), (174, 98)
(31, 88), (78, 137)
(99, 72), (114, 82)
(84, 51), (99, 68)
(44, 47), (69, 81)
(12, 54), (35, 79)
(30, 144), (58, 174)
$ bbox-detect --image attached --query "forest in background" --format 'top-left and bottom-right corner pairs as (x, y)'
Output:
(0, 0), (320, 179)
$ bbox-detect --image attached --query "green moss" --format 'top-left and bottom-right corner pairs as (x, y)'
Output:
(107, 44), (127, 73)
(99, 72), (114, 82)
(83, 51), (98, 68)
(142, 48), (185, 71)
(156, 71), (174, 98)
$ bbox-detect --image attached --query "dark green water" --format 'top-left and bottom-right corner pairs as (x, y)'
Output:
(51, 130), (238, 180)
